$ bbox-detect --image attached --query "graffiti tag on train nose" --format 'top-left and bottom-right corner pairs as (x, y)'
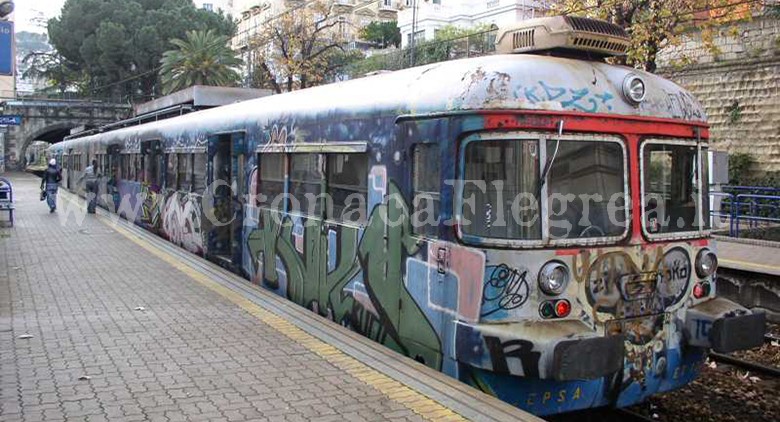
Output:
(481, 264), (530, 317)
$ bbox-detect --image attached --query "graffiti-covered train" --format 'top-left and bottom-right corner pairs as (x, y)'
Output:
(50, 16), (765, 416)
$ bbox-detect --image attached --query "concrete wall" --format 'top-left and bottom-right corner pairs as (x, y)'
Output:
(657, 14), (780, 176)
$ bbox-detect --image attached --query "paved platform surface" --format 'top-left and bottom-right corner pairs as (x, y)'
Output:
(0, 173), (539, 422)
(714, 236), (780, 277)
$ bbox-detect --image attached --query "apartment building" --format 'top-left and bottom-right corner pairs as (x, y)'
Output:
(397, 0), (546, 48)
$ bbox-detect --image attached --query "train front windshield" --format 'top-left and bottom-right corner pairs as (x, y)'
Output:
(460, 136), (628, 243)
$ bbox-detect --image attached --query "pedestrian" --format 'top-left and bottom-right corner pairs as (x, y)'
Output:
(40, 158), (62, 213)
(80, 159), (99, 214)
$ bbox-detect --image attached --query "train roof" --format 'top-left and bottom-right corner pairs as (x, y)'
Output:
(52, 54), (706, 152)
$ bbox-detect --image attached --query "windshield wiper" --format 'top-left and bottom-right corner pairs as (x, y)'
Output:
(539, 119), (564, 191)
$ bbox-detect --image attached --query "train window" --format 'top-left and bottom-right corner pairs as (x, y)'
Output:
(166, 154), (178, 190)
(461, 139), (541, 240)
(547, 140), (626, 240)
(178, 153), (192, 192)
(258, 153), (285, 210)
(192, 153), (208, 194)
(289, 154), (324, 216)
(642, 143), (706, 234)
(326, 153), (367, 224)
(412, 144), (440, 236)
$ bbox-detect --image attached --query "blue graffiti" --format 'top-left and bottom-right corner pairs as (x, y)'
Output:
(522, 81), (615, 113)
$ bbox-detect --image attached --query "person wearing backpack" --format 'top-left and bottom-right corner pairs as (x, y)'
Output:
(40, 158), (62, 213)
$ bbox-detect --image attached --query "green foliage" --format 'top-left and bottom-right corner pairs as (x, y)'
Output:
(726, 100), (742, 124)
(48, 0), (236, 101)
(359, 21), (401, 48)
(346, 26), (496, 78)
(160, 29), (242, 95)
(21, 52), (81, 94)
(729, 152), (754, 185)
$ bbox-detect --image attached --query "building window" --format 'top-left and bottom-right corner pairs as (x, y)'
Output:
(202, 3), (213, 11)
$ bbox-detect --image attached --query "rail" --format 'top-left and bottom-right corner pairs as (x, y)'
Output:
(710, 186), (780, 237)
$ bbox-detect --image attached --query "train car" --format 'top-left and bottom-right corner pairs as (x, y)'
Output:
(50, 16), (766, 416)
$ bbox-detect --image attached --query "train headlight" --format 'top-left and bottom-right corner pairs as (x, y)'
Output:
(622, 74), (646, 105)
(538, 261), (569, 296)
(695, 249), (718, 278)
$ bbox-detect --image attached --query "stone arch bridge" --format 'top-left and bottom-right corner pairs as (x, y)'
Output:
(0, 99), (130, 171)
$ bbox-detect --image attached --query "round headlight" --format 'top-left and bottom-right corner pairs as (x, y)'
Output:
(622, 74), (646, 105)
(695, 249), (718, 278)
(538, 262), (570, 296)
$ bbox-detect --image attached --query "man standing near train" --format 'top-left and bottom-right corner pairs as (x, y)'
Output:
(40, 159), (61, 213)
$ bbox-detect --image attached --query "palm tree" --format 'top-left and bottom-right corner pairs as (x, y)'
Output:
(160, 29), (242, 95)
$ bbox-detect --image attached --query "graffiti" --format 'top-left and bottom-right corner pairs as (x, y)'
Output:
(485, 336), (541, 377)
(656, 248), (691, 305)
(162, 192), (204, 254)
(124, 138), (141, 153)
(664, 91), (704, 120)
(140, 183), (164, 231)
(692, 318), (712, 341)
(527, 81), (615, 112)
(246, 182), (442, 368)
(481, 264), (530, 318)
(570, 247), (694, 320)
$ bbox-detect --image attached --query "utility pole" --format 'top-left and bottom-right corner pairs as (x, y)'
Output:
(410, 0), (417, 67)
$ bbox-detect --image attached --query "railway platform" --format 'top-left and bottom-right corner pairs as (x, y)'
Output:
(715, 235), (780, 277)
(0, 172), (540, 422)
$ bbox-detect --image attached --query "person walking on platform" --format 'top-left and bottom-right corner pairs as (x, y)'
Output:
(40, 159), (62, 213)
(80, 159), (99, 214)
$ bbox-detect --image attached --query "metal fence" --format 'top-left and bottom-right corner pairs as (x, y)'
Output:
(710, 186), (780, 237)
(347, 29), (498, 77)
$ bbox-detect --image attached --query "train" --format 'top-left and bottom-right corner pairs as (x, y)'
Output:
(48, 16), (766, 416)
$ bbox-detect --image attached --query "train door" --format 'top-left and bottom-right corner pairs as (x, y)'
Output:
(66, 149), (73, 190)
(207, 132), (245, 266)
(106, 145), (122, 210)
(397, 123), (448, 370)
(140, 140), (163, 230)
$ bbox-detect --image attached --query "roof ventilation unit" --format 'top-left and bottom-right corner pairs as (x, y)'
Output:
(496, 16), (630, 58)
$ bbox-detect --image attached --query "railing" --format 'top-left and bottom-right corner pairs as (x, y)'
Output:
(710, 186), (780, 237)
(347, 28), (498, 77)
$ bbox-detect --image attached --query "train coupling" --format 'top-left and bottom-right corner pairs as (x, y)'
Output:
(684, 297), (766, 353)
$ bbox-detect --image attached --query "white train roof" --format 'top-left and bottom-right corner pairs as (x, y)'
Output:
(54, 54), (706, 151)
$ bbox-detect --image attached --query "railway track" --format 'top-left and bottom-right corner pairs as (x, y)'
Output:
(708, 334), (780, 378)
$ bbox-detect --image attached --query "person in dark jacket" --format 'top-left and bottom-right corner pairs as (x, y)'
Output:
(40, 158), (62, 213)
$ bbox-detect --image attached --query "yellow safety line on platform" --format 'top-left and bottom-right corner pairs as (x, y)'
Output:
(720, 258), (780, 273)
(60, 194), (467, 422)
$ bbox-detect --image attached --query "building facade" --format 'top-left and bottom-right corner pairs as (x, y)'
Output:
(231, 0), (400, 86)
(397, 0), (546, 48)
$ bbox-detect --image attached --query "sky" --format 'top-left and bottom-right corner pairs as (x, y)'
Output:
(13, 0), (67, 34)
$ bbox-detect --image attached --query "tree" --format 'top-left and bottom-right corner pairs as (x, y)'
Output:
(359, 21), (401, 48)
(250, 0), (354, 93)
(552, 0), (752, 72)
(47, 0), (236, 100)
(21, 52), (82, 95)
(160, 29), (242, 94)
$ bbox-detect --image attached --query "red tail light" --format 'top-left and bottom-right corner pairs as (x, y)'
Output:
(555, 300), (571, 318)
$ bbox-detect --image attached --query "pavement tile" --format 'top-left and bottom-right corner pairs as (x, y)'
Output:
(0, 174), (467, 422)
